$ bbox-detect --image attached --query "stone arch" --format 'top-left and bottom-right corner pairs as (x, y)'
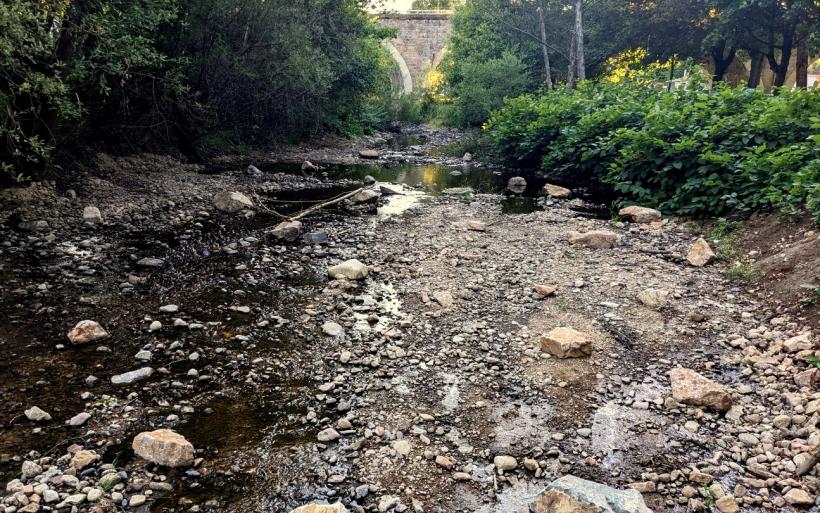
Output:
(382, 41), (413, 94)
(431, 47), (448, 72)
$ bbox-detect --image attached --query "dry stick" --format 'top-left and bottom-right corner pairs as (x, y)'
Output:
(288, 186), (365, 222)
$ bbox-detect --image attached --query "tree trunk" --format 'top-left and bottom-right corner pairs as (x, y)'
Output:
(795, 46), (808, 88)
(766, 21), (796, 87)
(568, 27), (577, 88)
(574, 0), (585, 81)
(711, 40), (737, 82)
(747, 51), (764, 88)
(536, 6), (552, 89)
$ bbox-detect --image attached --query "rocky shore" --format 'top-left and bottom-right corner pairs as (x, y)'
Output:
(0, 128), (817, 513)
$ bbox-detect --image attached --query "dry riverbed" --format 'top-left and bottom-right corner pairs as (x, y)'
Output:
(0, 127), (818, 513)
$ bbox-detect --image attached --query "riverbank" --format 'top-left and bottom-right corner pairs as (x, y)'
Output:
(0, 126), (817, 513)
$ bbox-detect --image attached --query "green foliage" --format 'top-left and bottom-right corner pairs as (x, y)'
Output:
(446, 52), (532, 127)
(486, 82), (820, 222)
(0, 0), (393, 182)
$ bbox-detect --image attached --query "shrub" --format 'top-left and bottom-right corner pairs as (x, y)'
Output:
(486, 82), (820, 221)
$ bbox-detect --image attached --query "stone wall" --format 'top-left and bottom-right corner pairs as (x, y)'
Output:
(378, 14), (453, 92)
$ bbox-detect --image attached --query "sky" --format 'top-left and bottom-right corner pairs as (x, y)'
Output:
(368, 0), (413, 12)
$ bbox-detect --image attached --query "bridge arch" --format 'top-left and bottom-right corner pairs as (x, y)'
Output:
(378, 12), (453, 93)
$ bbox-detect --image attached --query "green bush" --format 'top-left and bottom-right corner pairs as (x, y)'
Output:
(486, 82), (820, 222)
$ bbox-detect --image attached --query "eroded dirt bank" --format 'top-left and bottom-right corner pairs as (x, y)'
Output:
(0, 128), (818, 513)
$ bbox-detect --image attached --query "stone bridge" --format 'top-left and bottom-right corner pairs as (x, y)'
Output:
(378, 12), (452, 93)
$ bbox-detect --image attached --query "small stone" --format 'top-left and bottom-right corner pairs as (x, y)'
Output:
(21, 460), (42, 478)
(494, 455), (517, 471)
(159, 304), (179, 313)
(322, 322), (345, 337)
(132, 429), (195, 467)
(784, 488), (813, 506)
(212, 191), (253, 213)
(271, 221), (303, 241)
(350, 189), (380, 204)
(435, 455), (454, 469)
(466, 221), (487, 232)
(149, 321), (162, 331)
(67, 320), (109, 345)
(544, 184), (571, 198)
(24, 406), (51, 422)
(638, 288), (669, 308)
(317, 428), (341, 442)
(619, 206), (662, 223)
(289, 504), (349, 513)
(129, 494), (146, 507)
(82, 206), (103, 224)
(359, 149), (379, 159)
(668, 367), (732, 412)
(328, 259), (368, 280)
(70, 450), (97, 470)
(687, 238), (715, 267)
(567, 230), (618, 249)
(715, 496), (739, 513)
(68, 412), (91, 426)
(533, 285), (557, 297)
(111, 367), (154, 385)
(540, 327), (593, 358)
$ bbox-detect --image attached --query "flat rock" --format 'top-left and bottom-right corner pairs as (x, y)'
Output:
(466, 220), (487, 232)
(544, 183), (571, 198)
(67, 320), (109, 345)
(687, 237), (715, 266)
(328, 259), (368, 280)
(271, 220), (303, 241)
(533, 284), (557, 297)
(533, 475), (652, 513)
(668, 367), (732, 412)
(359, 149), (380, 159)
(111, 367), (154, 385)
(137, 257), (165, 268)
(132, 429), (195, 467)
(568, 230), (618, 249)
(212, 191), (253, 213)
(317, 428), (341, 442)
(540, 327), (593, 358)
(619, 205), (662, 223)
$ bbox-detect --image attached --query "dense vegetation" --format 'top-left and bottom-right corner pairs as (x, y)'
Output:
(436, 0), (818, 128)
(487, 82), (820, 221)
(0, 0), (394, 183)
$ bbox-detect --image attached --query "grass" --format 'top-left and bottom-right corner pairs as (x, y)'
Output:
(557, 298), (570, 311)
(799, 283), (820, 305)
(707, 218), (758, 281)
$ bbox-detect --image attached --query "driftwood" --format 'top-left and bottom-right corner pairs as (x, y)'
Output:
(289, 186), (365, 221)
(252, 186), (366, 222)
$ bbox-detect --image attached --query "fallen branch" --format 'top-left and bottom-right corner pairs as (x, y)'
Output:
(252, 186), (366, 222)
(288, 186), (365, 222)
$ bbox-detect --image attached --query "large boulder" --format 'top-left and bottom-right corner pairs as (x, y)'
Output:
(544, 184), (572, 198)
(270, 221), (303, 241)
(213, 191), (253, 213)
(619, 206), (662, 224)
(540, 327), (593, 358)
(82, 206), (103, 224)
(533, 475), (653, 513)
(668, 368), (732, 412)
(328, 259), (368, 280)
(568, 230), (618, 249)
(289, 504), (349, 513)
(508, 177), (527, 194)
(686, 238), (715, 267)
(67, 320), (109, 345)
(132, 429), (195, 467)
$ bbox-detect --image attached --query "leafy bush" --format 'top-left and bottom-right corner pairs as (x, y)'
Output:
(486, 82), (820, 221)
(445, 51), (532, 127)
